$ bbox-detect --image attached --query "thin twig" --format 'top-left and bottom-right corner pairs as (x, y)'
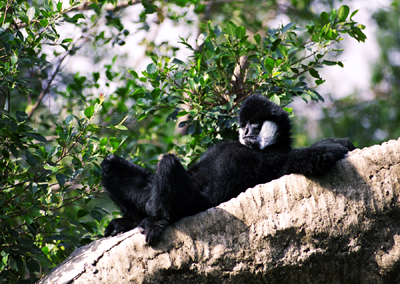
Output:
(27, 52), (69, 119)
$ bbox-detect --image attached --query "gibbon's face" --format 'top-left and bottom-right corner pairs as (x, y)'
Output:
(239, 120), (278, 150)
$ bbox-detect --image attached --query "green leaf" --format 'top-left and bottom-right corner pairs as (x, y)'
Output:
(56, 173), (67, 187)
(62, 38), (73, 43)
(197, 32), (207, 46)
(302, 93), (311, 102)
(171, 58), (187, 66)
(26, 150), (38, 166)
(235, 26), (246, 39)
(189, 78), (196, 90)
(278, 45), (287, 57)
(330, 9), (337, 23)
(90, 210), (103, 222)
(137, 112), (147, 121)
(264, 57), (275, 74)
(254, 34), (261, 44)
(86, 124), (99, 132)
(146, 63), (156, 74)
(24, 132), (47, 143)
(214, 25), (222, 38)
(65, 114), (74, 126)
(71, 169), (84, 181)
(309, 68), (320, 78)
(44, 165), (58, 173)
(31, 182), (38, 194)
(114, 125), (128, 130)
(350, 9), (359, 20)
(39, 18), (48, 28)
(27, 7), (35, 22)
(77, 210), (88, 219)
(282, 22), (295, 33)
(100, 137), (107, 147)
(48, 146), (59, 158)
(84, 106), (95, 118)
(0, 23), (10, 36)
(270, 94), (281, 105)
(338, 5), (350, 22)
(128, 70), (138, 78)
(109, 137), (120, 150)
(10, 53), (18, 66)
(70, 13), (85, 22)
(188, 123), (196, 135)
(320, 12), (329, 23)
(311, 33), (319, 42)
(15, 110), (28, 122)
(226, 21), (237, 37)
(204, 39), (214, 52)
(322, 60), (338, 66)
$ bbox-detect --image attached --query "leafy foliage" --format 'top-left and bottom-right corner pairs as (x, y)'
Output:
(319, 0), (400, 148)
(130, 7), (366, 164)
(0, 97), (117, 282)
(0, 0), (366, 282)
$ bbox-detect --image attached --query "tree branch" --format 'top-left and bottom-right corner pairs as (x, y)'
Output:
(27, 52), (69, 119)
(38, 138), (400, 284)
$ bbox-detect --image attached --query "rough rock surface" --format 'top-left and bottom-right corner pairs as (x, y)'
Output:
(39, 138), (400, 284)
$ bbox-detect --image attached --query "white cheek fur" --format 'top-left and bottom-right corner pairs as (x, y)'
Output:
(258, 121), (278, 149)
(238, 128), (245, 145)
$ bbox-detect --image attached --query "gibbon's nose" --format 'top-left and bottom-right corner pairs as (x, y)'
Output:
(244, 124), (251, 136)
(244, 123), (260, 136)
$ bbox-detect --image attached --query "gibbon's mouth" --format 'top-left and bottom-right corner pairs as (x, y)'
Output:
(243, 135), (258, 142)
(243, 135), (258, 140)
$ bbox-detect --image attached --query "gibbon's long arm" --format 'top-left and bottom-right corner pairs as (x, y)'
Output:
(280, 138), (355, 177)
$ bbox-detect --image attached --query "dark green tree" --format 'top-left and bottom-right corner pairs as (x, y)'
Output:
(0, 0), (367, 282)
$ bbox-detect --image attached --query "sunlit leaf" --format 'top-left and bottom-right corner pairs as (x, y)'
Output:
(338, 5), (350, 22)
(197, 32), (207, 46)
(264, 57), (275, 74)
(27, 7), (35, 22)
(109, 137), (120, 150)
(236, 26), (246, 39)
(225, 21), (237, 37)
(270, 94), (281, 105)
(84, 106), (94, 118)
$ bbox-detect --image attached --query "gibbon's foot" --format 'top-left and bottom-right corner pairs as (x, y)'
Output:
(138, 217), (169, 245)
(104, 218), (137, 237)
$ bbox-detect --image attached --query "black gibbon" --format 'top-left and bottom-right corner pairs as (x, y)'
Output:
(101, 95), (355, 244)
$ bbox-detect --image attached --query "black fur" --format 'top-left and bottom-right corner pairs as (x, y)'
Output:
(101, 95), (355, 244)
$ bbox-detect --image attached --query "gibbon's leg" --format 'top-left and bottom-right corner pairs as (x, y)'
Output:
(280, 139), (354, 177)
(139, 154), (209, 244)
(101, 154), (153, 237)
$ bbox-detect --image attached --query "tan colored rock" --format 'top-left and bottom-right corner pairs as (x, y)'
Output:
(39, 138), (400, 284)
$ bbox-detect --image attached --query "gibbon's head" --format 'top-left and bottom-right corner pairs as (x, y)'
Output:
(238, 95), (292, 151)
